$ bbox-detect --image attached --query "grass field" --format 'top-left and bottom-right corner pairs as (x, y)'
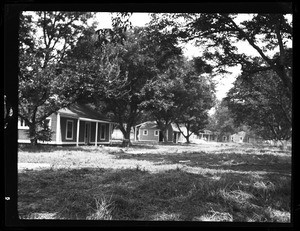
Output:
(18, 142), (291, 222)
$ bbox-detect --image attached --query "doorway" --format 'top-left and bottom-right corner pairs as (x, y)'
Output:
(84, 122), (91, 144)
(173, 132), (177, 143)
(159, 131), (164, 142)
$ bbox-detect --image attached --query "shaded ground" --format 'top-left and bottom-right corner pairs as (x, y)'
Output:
(18, 142), (291, 222)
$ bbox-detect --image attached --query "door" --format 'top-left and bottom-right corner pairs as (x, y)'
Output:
(84, 122), (91, 144)
(173, 132), (177, 143)
(159, 131), (164, 142)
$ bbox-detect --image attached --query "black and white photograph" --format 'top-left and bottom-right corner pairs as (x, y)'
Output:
(4, 2), (295, 228)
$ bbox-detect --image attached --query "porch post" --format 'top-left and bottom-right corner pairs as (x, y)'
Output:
(95, 122), (98, 146)
(76, 119), (80, 146)
(56, 112), (61, 144)
(109, 123), (112, 141)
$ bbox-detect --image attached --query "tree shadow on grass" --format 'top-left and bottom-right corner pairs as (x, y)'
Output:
(114, 151), (291, 175)
(18, 167), (291, 222)
(18, 144), (102, 153)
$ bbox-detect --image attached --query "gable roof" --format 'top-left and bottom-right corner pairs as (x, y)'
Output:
(138, 121), (159, 129)
(170, 123), (180, 132)
(58, 104), (111, 122)
(136, 121), (182, 132)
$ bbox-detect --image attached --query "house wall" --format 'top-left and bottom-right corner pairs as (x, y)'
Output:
(139, 128), (159, 141)
(48, 113), (57, 141)
(18, 129), (28, 140)
(58, 120), (111, 144)
(18, 113), (58, 142)
(95, 123), (110, 142)
(230, 132), (246, 143)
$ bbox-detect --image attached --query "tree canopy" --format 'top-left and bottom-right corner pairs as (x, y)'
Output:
(18, 12), (292, 146)
(167, 13), (292, 100)
(225, 70), (292, 141)
(18, 11), (93, 144)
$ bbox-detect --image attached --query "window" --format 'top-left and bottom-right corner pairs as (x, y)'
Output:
(143, 130), (148, 136)
(240, 136), (243, 141)
(18, 118), (29, 129)
(154, 130), (159, 136)
(43, 118), (51, 129)
(223, 136), (227, 141)
(66, 120), (74, 140)
(100, 124), (106, 140)
(231, 136), (234, 141)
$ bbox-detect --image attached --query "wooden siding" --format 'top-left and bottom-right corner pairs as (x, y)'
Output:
(18, 129), (28, 140)
(18, 113), (58, 141)
(139, 128), (159, 141)
(48, 113), (57, 141)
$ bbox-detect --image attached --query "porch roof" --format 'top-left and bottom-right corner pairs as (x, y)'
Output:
(58, 104), (112, 123)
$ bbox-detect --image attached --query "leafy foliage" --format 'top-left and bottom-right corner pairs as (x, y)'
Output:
(225, 70), (292, 141)
(18, 11), (93, 144)
(207, 101), (238, 141)
(170, 13), (292, 99)
(69, 13), (185, 146)
(173, 58), (215, 142)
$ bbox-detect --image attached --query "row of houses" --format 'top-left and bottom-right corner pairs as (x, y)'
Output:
(18, 104), (262, 145)
(133, 121), (262, 144)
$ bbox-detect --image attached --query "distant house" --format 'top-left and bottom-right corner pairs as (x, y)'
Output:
(134, 121), (181, 143)
(197, 129), (218, 142)
(176, 128), (217, 143)
(221, 131), (263, 144)
(18, 104), (114, 146)
(111, 127), (135, 140)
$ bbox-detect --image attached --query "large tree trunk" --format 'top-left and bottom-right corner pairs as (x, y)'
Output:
(122, 132), (131, 147)
(28, 124), (38, 146)
(185, 135), (190, 144)
(120, 124), (132, 147)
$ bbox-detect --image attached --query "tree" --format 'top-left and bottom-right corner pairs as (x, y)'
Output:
(173, 58), (215, 143)
(206, 101), (238, 141)
(137, 14), (189, 142)
(142, 71), (181, 142)
(169, 13), (292, 100)
(69, 16), (163, 146)
(70, 13), (185, 146)
(18, 11), (93, 145)
(225, 70), (292, 142)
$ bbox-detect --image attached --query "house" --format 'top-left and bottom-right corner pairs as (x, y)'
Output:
(197, 129), (217, 142)
(134, 121), (181, 143)
(176, 129), (217, 143)
(18, 104), (114, 146)
(230, 131), (247, 143)
(220, 131), (263, 144)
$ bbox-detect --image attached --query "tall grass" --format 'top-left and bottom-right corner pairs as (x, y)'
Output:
(18, 167), (291, 221)
(86, 196), (114, 220)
